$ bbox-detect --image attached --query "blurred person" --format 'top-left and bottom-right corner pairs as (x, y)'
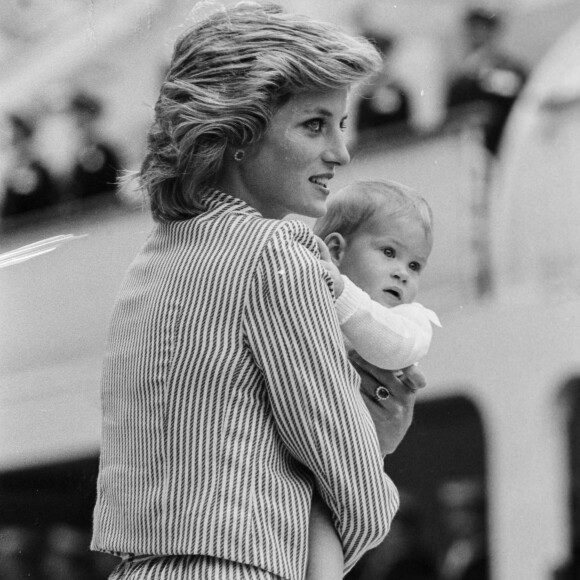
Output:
(0, 525), (43, 580)
(68, 92), (123, 201)
(0, 114), (59, 219)
(34, 97), (84, 203)
(345, 490), (439, 580)
(437, 478), (489, 580)
(91, 4), (426, 580)
(381, 494), (440, 580)
(355, 35), (410, 135)
(447, 8), (527, 155)
(43, 524), (94, 580)
(0, 115), (12, 184)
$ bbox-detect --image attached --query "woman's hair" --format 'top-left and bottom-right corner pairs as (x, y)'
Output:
(313, 179), (433, 244)
(139, 2), (382, 222)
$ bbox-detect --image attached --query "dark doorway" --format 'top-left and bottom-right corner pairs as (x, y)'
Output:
(347, 394), (489, 580)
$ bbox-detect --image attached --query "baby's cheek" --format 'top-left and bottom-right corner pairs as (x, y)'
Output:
(407, 281), (420, 302)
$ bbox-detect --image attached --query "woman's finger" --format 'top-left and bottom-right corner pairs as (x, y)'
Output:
(350, 356), (409, 406)
(350, 351), (425, 396)
(399, 364), (427, 391)
(350, 356), (418, 456)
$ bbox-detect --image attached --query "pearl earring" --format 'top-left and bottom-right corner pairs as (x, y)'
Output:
(234, 150), (245, 162)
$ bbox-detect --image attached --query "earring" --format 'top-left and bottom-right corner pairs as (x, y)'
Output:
(234, 149), (245, 162)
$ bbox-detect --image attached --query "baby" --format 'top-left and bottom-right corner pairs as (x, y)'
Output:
(317, 178), (440, 374)
(308, 179), (440, 579)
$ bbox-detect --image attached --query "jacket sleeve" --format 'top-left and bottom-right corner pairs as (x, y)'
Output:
(336, 275), (441, 370)
(243, 221), (399, 573)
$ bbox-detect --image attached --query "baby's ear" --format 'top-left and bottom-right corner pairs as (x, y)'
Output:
(324, 233), (347, 266)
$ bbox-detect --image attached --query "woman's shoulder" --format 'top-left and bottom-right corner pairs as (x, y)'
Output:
(253, 219), (334, 299)
(247, 218), (334, 309)
(263, 218), (319, 261)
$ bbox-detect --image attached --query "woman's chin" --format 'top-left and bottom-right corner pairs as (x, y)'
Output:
(302, 203), (328, 220)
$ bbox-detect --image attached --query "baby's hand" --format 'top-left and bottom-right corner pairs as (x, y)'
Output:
(315, 235), (344, 298)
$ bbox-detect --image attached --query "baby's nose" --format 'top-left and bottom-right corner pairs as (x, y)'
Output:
(393, 268), (408, 283)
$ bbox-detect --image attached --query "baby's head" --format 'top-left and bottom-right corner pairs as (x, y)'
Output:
(314, 180), (433, 307)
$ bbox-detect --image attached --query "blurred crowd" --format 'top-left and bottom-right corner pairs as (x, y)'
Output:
(0, 523), (117, 580)
(0, 478), (489, 580)
(0, 7), (528, 232)
(354, 7), (527, 156)
(346, 479), (489, 580)
(0, 90), (124, 225)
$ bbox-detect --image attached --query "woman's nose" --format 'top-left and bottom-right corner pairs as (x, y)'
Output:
(323, 132), (350, 166)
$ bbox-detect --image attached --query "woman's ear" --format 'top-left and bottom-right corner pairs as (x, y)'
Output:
(324, 233), (347, 266)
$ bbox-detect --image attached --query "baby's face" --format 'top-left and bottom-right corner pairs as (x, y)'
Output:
(337, 208), (431, 307)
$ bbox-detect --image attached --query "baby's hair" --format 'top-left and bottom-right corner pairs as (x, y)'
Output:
(137, 2), (382, 222)
(313, 179), (433, 244)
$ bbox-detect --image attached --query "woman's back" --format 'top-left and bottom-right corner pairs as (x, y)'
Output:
(92, 190), (396, 578)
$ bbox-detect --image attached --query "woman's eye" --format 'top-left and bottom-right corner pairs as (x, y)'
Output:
(305, 119), (323, 132)
(339, 120), (347, 132)
(383, 247), (395, 258)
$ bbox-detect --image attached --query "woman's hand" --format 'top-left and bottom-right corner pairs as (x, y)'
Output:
(349, 352), (426, 457)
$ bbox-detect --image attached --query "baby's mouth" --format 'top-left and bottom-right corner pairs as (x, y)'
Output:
(384, 288), (402, 301)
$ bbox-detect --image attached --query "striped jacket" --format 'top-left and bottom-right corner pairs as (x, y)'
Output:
(91, 190), (399, 579)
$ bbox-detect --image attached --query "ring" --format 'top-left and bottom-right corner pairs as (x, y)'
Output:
(375, 385), (391, 401)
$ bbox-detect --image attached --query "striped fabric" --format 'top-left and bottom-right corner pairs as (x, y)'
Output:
(110, 555), (282, 579)
(91, 190), (399, 580)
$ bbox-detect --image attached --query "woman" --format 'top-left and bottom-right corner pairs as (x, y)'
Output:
(91, 4), (424, 579)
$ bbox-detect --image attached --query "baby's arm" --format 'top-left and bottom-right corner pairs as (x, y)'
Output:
(337, 276), (441, 370)
(306, 491), (344, 580)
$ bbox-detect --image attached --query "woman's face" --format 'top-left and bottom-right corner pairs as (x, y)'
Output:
(234, 88), (351, 219)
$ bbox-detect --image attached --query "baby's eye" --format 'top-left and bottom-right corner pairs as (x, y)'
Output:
(409, 261), (422, 272)
(305, 119), (323, 132)
(383, 247), (395, 258)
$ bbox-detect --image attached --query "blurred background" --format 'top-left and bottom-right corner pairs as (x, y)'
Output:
(1, 0), (580, 579)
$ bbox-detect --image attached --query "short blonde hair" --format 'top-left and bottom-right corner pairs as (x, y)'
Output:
(139, 3), (382, 222)
(314, 179), (433, 245)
